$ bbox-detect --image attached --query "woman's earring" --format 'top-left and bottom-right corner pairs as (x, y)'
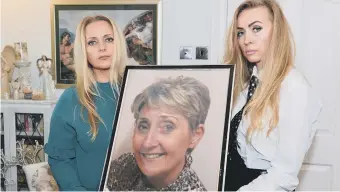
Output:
(185, 153), (193, 168)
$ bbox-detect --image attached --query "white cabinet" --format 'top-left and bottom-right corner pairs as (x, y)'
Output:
(0, 99), (56, 191)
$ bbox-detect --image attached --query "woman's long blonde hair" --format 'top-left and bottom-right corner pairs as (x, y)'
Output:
(73, 15), (128, 141)
(223, 0), (295, 140)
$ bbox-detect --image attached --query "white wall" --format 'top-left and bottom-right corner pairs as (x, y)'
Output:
(1, 0), (52, 93)
(1, 0), (227, 99)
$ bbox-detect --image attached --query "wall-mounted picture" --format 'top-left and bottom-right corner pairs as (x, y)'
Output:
(51, 0), (161, 88)
(99, 65), (235, 191)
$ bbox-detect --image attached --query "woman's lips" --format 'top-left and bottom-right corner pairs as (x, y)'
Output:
(99, 56), (110, 60)
(245, 50), (256, 55)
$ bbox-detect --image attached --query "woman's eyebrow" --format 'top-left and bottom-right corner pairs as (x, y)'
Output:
(103, 34), (114, 37)
(86, 36), (97, 41)
(159, 114), (178, 118)
(137, 117), (148, 122)
(159, 114), (179, 123)
(248, 20), (263, 27)
(237, 20), (263, 29)
(86, 34), (113, 40)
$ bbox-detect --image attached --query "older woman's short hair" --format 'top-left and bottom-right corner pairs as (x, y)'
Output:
(131, 75), (211, 131)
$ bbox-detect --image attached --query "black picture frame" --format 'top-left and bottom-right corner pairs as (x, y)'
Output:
(99, 64), (235, 191)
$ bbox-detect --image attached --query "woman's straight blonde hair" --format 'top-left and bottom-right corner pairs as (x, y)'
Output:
(223, 0), (295, 140)
(73, 15), (128, 141)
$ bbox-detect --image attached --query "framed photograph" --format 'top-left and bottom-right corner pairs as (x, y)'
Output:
(99, 65), (235, 191)
(50, 0), (162, 88)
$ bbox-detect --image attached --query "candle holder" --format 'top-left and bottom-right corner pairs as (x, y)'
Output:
(13, 61), (32, 99)
(14, 42), (29, 62)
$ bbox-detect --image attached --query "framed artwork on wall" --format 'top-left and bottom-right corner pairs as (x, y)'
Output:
(50, 0), (162, 88)
(99, 64), (235, 191)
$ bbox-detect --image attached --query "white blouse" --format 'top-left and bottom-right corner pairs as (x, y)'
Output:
(232, 66), (323, 191)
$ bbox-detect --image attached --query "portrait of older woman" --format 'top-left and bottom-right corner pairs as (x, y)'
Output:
(106, 75), (211, 191)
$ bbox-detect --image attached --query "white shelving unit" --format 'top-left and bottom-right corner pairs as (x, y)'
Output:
(1, 99), (57, 191)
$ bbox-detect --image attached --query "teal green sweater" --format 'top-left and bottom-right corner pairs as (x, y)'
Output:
(45, 82), (118, 191)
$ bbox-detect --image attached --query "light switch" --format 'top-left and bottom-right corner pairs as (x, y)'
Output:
(180, 46), (193, 60)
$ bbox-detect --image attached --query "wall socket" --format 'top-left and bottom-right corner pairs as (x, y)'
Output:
(196, 47), (208, 60)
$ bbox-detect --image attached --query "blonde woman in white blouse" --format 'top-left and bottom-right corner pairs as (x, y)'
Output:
(222, 0), (323, 191)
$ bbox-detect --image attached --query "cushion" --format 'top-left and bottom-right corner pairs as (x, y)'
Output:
(22, 162), (59, 191)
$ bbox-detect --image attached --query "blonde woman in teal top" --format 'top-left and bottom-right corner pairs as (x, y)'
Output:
(44, 15), (128, 191)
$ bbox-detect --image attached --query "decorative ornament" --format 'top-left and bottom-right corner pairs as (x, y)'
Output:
(0, 139), (44, 188)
